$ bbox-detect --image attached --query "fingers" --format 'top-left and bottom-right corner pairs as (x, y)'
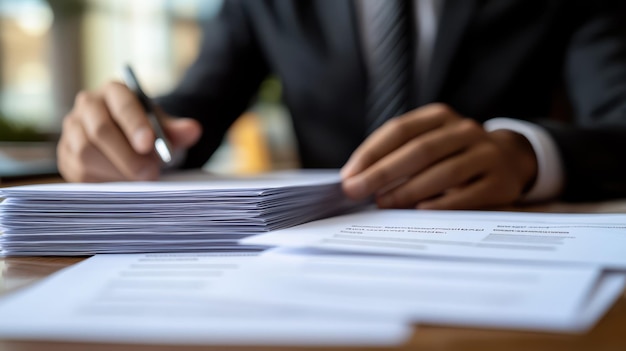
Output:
(340, 103), (536, 210)
(162, 117), (203, 149)
(343, 117), (485, 200)
(102, 81), (154, 154)
(417, 175), (519, 210)
(414, 131), (537, 210)
(76, 91), (159, 180)
(341, 103), (456, 178)
(374, 137), (526, 210)
(57, 115), (127, 182)
(57, 84), (162, 183)
(376, 141), (494, 208)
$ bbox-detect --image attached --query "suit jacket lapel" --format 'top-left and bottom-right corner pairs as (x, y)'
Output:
(420, 0), (477, 104)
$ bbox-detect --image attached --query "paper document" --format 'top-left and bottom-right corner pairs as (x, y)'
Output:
(243, 210), (626, 268)
(210, 248), (618, 332)
(0, 170), (364, 256)
(0, 249), (620, 343)
(0, 252), (410, 346)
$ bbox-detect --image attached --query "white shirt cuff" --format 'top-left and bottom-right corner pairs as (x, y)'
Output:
(483, 118), (564, 203)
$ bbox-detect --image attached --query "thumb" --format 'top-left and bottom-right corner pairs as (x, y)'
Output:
(163, 117), (203, 150)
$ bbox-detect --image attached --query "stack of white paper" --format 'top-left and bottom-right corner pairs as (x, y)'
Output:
(0, 170), (362, 256)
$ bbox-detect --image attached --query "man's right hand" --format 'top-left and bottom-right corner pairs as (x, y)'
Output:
(57, 81), (202, 182)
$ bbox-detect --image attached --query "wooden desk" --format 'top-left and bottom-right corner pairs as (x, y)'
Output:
(2, 181), (626, 350)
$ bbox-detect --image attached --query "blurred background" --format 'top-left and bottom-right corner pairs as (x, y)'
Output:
(0, 0), (298, 181)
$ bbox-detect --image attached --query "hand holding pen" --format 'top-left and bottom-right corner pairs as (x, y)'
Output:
(56, 66), (202, 183)
(122, 65), (174, 165)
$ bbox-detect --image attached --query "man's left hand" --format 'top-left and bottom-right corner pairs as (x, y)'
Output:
(341, 103), (538, 210)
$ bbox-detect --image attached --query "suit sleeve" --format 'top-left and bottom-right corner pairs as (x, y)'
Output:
(537, 0), (626, 201)
(157, 0), (269, 168)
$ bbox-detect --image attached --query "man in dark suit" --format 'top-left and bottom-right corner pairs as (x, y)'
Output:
(57, 0), (626, 209)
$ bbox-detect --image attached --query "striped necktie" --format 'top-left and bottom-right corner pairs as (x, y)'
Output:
(361, 0), (411, 134)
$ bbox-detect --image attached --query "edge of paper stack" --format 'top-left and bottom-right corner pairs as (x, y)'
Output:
(0, 170), (365, 256)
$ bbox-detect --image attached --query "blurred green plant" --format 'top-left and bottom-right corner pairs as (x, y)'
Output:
(257, 76), (283, 104)
(45, 0), (86, 17)
(0, 116), (47, 142)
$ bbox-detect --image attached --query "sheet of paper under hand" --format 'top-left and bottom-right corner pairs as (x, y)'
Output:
(242, 209), (626, 268)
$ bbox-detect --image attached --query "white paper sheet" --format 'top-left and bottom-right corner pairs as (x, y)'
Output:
(209, 248), (612, 332)
(0, 169), (344, 194)
(242, 209), (626, 268)
(0, 252), (410, 346)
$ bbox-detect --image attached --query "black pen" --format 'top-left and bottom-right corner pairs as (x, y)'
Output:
(122, 64), (173, 164)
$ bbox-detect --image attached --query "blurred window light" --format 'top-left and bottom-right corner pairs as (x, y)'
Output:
(82, 0), (222, 94)
(0, 0), (54, 37)
(0, 0), (300, 175)
(165, 0), (223, 20)
(0, 0), (223, 137)
(0, 0), (55, 133)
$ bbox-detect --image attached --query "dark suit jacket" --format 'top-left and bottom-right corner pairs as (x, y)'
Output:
(158, 0), (626, 201)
